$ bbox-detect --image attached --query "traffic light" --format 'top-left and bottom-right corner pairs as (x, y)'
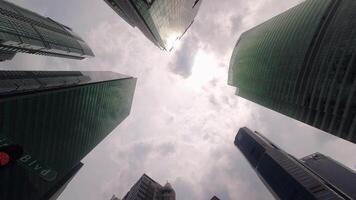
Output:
(0, 145), (23, 168)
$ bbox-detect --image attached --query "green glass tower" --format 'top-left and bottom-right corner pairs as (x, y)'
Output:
(229, 0), (356, 143)
(0, 0), (94, 61)
(104, 0), (202, 50)
(0, 71), (136, 200)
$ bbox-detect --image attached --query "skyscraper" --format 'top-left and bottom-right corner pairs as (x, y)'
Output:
(41, 162), (83, 200)
(103, 0), (202, 51)
(110, 195), (120, 200)
(119, 174), (176, 200)
(228, 0), (356, 144)
(301, 153), (356, 199)
(0, 0), (94, 61)
(235, 127), (355, 199)
(0, 71), (136, 200)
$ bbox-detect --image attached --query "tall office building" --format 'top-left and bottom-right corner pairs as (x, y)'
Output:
(41, 162), (84, 200)
(0, 0), (94, 61)
(302, 153), (356, 199)
(228, 0), (356, 144)
(119, 174), (176, 200)
(110, 195), (120, 200)
(235, 127), (355, 199)
(103, 0), (202, 51)
(0, 71), (136, 200)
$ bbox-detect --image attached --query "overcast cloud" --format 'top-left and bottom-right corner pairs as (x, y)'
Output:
(2, 0), (356, 199)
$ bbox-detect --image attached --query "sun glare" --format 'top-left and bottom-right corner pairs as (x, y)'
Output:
(166, 34), (182, 50)
(184, 50), (222, 89)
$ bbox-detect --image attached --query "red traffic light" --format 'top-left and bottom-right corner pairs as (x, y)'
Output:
(0, 152), (10, 166)
(0, 145), (23, 167)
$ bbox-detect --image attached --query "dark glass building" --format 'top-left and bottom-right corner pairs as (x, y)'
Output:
(228, 0), (356, 144)
(301, 153), (356, 199)
(41, 162), (83, 200)
(103, 0), (202, 50)
(0, 0), (94, 61)
(0, 71), (136, 200)
(119, 174), (176, 200)
(235, 127), (355, 200)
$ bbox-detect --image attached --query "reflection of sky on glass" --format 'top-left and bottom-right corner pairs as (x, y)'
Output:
(2, 0), (356, 199)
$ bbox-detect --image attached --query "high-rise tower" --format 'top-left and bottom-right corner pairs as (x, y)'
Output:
(0, 71), (136, 200)
(103, 0), (202, 50)
(118, 174), (176, 200)
(301, 153), (356, 199)
(235, 127), (355, 199)
(0, 0), (94, 61)
(228, 0), (356, 143)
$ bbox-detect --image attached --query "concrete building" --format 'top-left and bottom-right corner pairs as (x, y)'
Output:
(119, 174), (175, 200)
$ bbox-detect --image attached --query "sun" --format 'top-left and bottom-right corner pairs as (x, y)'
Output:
(184, 50), (222, 90)
(165, 34), (182, 51)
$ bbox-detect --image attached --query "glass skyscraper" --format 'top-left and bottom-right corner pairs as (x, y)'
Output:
(302, 153), (356, 199)
(104, 0), (202, 50)
(228, 0), (356, 144)
(0, 71), (136, 200)
(235, 127), (355, 199)
(0, 0), (94, 61)
(118, 174), (176, 200)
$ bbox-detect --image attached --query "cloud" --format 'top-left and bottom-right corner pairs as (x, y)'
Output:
(209, 94), (219, 107)
(3, 0), (356, 200)
(169, 34), (200, 78)
(230, 15), (243, 35)
(173, 178), (199, 200)
(157, 142), (176, 156)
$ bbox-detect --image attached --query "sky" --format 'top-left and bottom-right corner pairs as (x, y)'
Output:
(2, 0), (356, 199)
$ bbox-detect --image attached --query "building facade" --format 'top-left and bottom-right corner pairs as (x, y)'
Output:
(228, 0), (356, 143)
(104, 0), (202, 50)
(0, 71), (136, 200)
(119, 174), (176, 200)
(301, 153), (356, 199)
(0, 0), (94, 61)
(43, 162), (83, 200)
(110, 195), (120, 200)
(235, 127), (355, 199)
